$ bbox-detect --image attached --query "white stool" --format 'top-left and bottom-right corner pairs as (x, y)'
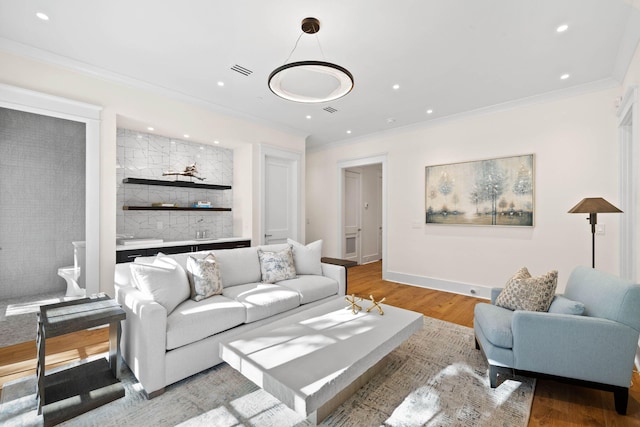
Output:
(58, 266), (85, 297)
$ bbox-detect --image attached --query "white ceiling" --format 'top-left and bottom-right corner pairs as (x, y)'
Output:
(1, 0), (639, 149)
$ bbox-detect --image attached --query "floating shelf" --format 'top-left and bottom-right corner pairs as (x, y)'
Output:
(123, 177), (231, 190)
(123, 206), (231, 211)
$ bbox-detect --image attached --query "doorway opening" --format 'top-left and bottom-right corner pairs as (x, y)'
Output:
(338, 155), (386, 273)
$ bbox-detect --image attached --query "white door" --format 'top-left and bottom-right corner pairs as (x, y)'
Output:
(264, 155), (297, 244)
(343, 169), (361, 262)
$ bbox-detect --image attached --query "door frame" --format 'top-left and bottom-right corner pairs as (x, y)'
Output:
(0, 83), (101, 295)
(259, 144), (302, 245)
(337, 154), (387, 274)
(617, 85), (637, 282)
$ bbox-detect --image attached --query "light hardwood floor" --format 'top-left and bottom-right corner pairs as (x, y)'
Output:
(1, 260), (639, 426)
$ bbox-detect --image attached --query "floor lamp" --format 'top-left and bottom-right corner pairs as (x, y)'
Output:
(568, 197), (622, 268)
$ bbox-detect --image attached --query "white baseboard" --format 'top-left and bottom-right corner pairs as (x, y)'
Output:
(384, 270), (491, 300)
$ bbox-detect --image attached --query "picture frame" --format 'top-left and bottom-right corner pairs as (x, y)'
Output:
(425, 154), (534, 226)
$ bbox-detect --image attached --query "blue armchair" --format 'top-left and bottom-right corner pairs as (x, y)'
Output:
(474, 266), (640, 415)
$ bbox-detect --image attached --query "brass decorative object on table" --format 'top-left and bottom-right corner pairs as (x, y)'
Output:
(345, 294), (362, 314)
(366, 295), (386, 315)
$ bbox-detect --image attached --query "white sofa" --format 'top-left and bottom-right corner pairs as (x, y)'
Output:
(114, 243), (347, 398)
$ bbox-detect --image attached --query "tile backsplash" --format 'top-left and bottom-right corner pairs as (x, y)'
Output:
(116, 128), (233, 241)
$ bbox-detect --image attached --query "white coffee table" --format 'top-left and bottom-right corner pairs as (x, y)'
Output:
(220, 296), (423, 424)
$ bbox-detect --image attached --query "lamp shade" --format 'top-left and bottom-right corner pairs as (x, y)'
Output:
(568, 197), (622, 214)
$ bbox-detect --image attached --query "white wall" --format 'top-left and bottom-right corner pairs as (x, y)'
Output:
(307, 87), (621, 297)
(0, 50), (306, 296)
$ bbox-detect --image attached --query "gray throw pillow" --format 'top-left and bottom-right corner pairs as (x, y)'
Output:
(258, 246), (297, 283)
(186, 254), (223, 301)
(496, 267), (558, 312)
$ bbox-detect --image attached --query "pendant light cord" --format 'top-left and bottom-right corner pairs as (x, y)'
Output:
(282, 31), (327, 64)
(283, 32), (304, 64)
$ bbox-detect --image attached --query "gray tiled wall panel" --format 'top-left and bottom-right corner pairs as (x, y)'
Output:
(117, 129), (233, 241)
(0, 108), (85, 299)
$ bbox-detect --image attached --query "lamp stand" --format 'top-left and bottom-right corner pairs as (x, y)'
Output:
(588, 213), (597, 269)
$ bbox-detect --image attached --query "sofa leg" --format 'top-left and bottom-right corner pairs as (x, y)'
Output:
(474, 337), (480, 350)
(144, 387), (166, 399)
(613, 387), (628, 415)
(489, 365), (498, 388)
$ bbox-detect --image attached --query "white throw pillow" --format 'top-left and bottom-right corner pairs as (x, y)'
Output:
(186, 254), (223, 301)
(130, 257), (190, 314)
(287, 238), (323, 275)
(257, 246), (297, 283)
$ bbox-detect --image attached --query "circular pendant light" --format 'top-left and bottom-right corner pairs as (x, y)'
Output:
(268, 18), (354, 103)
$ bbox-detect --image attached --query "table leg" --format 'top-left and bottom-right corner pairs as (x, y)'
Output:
(108, 321), (121, 379)
(36, 318), (45, 414)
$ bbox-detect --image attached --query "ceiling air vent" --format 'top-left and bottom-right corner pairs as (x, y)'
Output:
(230, 64), (253, 76)
(323, 106), (338, 113)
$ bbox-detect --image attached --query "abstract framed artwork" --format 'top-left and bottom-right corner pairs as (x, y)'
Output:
(425, 154), (534, 226)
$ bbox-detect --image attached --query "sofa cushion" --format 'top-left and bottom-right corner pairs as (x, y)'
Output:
(548, 295), (585, 315)
(257, 246), (297, 284)
(474, 303), (514, 349)
(277, 275), (338, 304)
(186, 254), (223, 301)
(166, 295), (246, 350)
(288, 239), (323, 276)
(130, 257), (190, 314)
(222, 282), (300, 323)
(212, 247), (261, 288)
(496, 267), (558, 312)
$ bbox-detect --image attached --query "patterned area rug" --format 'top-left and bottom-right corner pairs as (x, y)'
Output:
(0, 316), (535, 426)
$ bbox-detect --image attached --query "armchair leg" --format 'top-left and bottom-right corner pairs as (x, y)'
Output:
(613, 387), (628, 415)
(475, 337), (480, 350)
(489, 365), (498, 388)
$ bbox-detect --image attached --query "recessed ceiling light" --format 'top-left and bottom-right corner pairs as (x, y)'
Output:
(213, 140), (220, 144)
(170, 140), (176, 144)
(556, 24), (569, 33)
(184, 134), (190, 138)
(346, 130), (352, 134)
(392, 84), (400, 90)
(36, 12), (49, 21)
(426, 109), (433, 114)
(306, 115), (312, 119)
(387, 118), (396, 124)
(147, 127), (154, 131)
(217, 81), (224, 87)
(200, 146), (204, 150)
(560, 73), (570, 80)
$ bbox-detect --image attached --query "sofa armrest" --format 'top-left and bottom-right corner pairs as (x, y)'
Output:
(321, 262), (347, 295)
(115, 283), (168, 397)
(512, 311), (639, 387)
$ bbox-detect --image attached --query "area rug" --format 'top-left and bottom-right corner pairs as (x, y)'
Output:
(0, 316), (535, 427)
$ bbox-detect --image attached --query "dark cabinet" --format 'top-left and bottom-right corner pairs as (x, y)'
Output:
(116, 239), (251, 263)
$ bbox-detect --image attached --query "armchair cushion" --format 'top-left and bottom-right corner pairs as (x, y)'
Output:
(548, 295), (585, 315)
(496, 267), (558, 312)
(474, 303), (513, 348)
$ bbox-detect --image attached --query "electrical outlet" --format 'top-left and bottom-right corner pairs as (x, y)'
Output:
(596, 224), (605, 235)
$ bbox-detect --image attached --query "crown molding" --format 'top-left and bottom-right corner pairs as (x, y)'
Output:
(307, 77), (621, 153)
(0, 38), (308, 141)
